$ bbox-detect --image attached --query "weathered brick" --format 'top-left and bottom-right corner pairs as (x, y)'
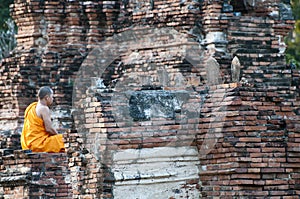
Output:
(0, 0), (299, 198)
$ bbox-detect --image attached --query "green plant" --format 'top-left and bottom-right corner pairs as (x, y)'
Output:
(0, 0), (15, 61)
(0, 18), (17, 61)
(285, 0), (300, 69)
(0, 0), (14, 31)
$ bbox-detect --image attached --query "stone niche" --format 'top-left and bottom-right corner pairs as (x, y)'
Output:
(0, 0), (299, 199)
(128, 90), (183, 121)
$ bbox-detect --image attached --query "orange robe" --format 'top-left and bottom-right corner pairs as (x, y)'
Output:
(21, 102), (65, 153)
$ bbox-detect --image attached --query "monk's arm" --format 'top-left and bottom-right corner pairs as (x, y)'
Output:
(40, 107), (58, 136)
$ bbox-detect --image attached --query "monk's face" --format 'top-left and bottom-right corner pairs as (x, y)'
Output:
(45, 93), (54, 106)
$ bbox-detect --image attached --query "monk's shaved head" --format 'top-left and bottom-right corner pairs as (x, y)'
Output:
(38, 86), (53, 99)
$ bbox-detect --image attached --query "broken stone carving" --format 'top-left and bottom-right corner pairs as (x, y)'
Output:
(231, 56), (241, 82)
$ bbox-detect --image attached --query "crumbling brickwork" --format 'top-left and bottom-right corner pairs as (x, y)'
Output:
(0, 150), (72, 198)
(0, 0), (299, 198)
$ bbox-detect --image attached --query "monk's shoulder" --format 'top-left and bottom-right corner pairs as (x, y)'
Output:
(36, 103), (50, 118)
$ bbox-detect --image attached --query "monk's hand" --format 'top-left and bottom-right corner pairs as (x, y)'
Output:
(49, 131), (58, 136)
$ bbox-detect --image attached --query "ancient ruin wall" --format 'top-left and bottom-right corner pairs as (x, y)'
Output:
(0, 0), (300, 198)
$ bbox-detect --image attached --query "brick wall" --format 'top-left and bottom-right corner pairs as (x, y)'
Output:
(0, 0), (299, 198)
(198, 83), (300, 197)
(0, 150), (72, 198)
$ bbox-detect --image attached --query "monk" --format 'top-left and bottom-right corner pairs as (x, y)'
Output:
(21, 86), (65, 153)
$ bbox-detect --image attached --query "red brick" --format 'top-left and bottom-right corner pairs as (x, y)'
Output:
(239, 137), (262, 142)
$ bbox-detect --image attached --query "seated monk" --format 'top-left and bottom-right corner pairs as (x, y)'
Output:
(21, 86), (65, 153)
